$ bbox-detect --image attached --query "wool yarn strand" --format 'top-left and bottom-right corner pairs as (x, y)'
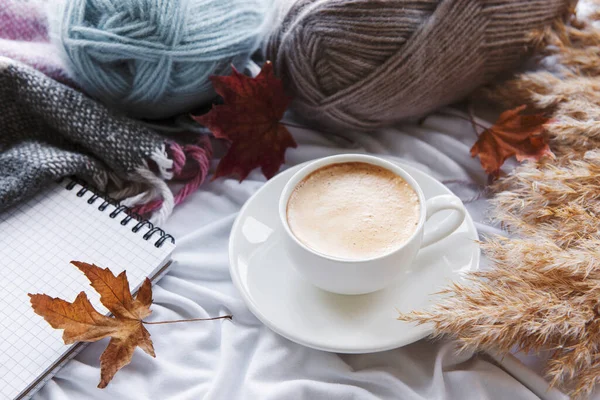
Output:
(268, 0), (572, 131)
(50, 0), (275, 119)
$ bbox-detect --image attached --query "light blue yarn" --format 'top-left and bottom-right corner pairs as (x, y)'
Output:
(52, 0), (274, 119)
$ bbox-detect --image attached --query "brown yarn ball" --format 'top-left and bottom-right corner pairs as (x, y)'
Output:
(267, 0), (572, 131)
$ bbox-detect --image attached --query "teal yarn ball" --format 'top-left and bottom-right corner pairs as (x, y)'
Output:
(51, 0), (274, 119)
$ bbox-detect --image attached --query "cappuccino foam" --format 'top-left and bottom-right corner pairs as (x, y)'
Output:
(286, 162), (420, 260)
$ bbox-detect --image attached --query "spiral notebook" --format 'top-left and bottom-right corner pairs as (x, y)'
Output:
(0, 179), (176, 400)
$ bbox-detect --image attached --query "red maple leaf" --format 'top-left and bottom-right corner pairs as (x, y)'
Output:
(193, 62), (296, 181)
(470, 105), (554, 177)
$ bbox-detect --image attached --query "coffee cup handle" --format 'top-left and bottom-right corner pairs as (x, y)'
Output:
(420, 195), (466, 249)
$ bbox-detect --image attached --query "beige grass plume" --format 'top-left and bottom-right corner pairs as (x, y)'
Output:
(399, 1), (600, 397)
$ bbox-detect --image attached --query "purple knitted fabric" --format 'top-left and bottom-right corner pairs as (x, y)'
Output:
(0, 0), (72, 84)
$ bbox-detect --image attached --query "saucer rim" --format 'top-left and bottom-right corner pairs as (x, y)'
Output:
(229, 159), (480, 353)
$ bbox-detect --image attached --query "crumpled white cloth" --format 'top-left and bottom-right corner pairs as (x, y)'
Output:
(35, 110), (569, 400)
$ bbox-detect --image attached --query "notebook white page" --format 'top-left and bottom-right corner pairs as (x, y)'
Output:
(0, 180), (176, 400)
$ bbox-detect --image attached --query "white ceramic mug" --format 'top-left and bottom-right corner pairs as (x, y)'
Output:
(278, 154), (467, 295)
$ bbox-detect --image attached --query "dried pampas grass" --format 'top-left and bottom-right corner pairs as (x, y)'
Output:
(400, 1), (600, 397)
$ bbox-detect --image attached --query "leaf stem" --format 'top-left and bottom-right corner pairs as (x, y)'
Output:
(142, 315), (232, 325)
(438, 110), (491, 136)
(451, 112), (491, 133)
(467, 104), (483, 138)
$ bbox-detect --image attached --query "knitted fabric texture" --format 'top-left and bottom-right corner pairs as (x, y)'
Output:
(0, 58), (210, 223)
(268, 0), (572, 131)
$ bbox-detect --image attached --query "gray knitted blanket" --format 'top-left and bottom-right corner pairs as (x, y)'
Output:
(0, 58), (209, 222)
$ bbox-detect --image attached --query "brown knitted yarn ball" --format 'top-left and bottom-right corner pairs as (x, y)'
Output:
(267, 0), (571, 131)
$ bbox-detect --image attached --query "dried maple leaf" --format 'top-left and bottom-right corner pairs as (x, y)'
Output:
(29, 262), (231, 389)
(470, 105), (554, 176)
(193, 61), (297, 181)
(29, 261), (155, 388)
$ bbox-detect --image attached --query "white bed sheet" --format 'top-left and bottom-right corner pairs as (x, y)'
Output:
(35, 110), (570, 400)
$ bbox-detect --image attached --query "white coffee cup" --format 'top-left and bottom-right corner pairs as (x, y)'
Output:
(278, 154), (466, 295)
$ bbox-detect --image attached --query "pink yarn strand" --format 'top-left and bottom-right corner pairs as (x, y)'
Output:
(134, 139), (212, 216)
(169, 141), (187, 177)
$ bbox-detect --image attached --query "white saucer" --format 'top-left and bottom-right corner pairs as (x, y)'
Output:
(229, 160), (480, 353)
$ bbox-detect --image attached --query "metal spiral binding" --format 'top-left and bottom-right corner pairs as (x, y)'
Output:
(61, 177), (174, 248)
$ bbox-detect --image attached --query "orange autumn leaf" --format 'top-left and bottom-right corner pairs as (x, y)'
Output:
(193, 61), (297, 181)
(470, 105), (554, 176)
(29, 261), (155, 388)
(73, 261), (152, 320)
